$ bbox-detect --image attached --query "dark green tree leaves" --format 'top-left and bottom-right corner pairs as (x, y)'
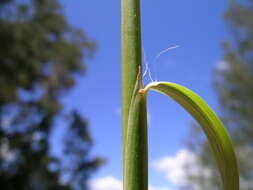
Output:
(0, 1), (102, 190)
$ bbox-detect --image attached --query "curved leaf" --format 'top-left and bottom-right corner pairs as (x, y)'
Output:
(141, 81), (239, 190)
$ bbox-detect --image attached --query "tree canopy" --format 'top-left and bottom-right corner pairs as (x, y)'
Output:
(0, 0), (103, 190)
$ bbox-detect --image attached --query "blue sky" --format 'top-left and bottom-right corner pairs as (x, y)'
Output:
(56, 1), (229, 190)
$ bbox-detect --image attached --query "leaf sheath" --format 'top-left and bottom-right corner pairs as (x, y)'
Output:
(124, 78), (148, 190)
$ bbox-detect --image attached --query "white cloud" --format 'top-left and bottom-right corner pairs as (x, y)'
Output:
(216, 60), (229, 72)
(152, 149), (211, 187)
(89, 176), (171, 190)
(89, 176), (122, 190)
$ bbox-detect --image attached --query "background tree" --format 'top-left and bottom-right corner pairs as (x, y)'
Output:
(0, 0), (103, 190)
(184, 0), (253, 189)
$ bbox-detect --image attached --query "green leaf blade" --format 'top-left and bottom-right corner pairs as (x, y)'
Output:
(143, 81), (239, 190)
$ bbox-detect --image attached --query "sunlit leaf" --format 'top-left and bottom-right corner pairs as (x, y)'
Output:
(139, 81), (240, 190)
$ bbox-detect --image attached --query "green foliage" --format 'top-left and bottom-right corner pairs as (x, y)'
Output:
(143, 82), (239, 190)
(0, 0), (102, 190)
(121, 1), (239, 190)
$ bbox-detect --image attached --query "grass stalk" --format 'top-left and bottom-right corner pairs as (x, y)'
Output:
(121, 0), (148, 190)
(121, 0), (142, 145)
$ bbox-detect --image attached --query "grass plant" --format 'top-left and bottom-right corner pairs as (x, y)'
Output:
(121, 1), (240, 190)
